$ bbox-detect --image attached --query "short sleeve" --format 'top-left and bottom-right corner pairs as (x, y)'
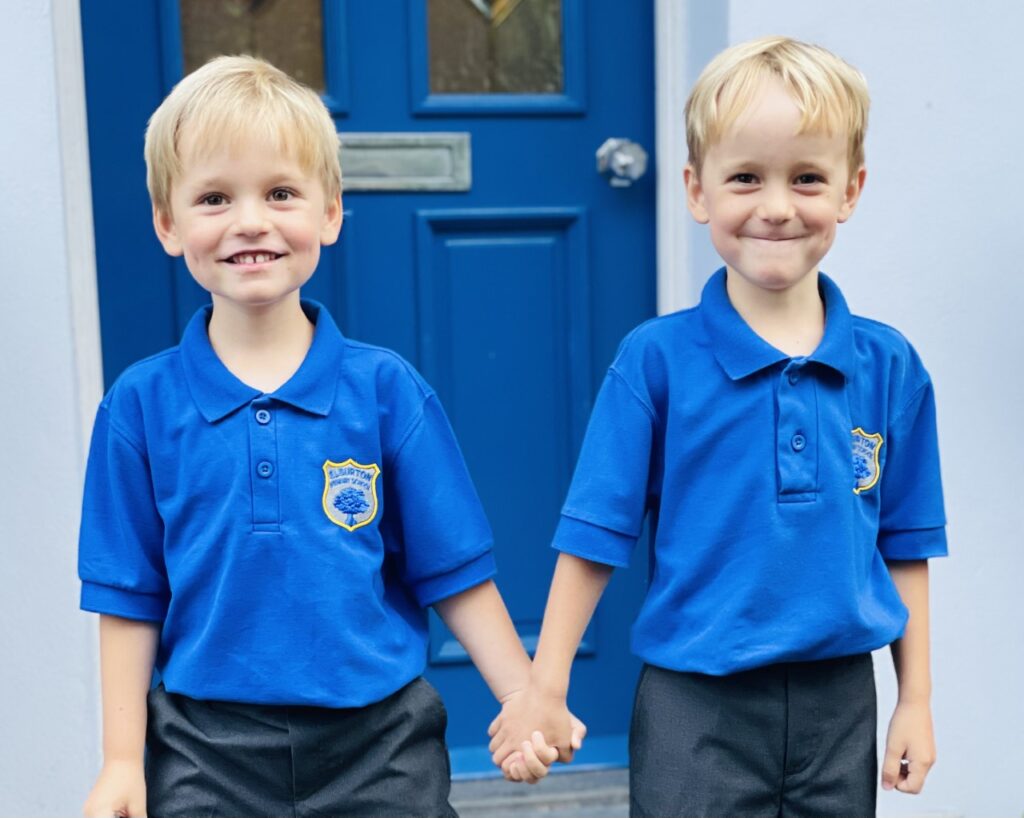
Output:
(385, 394), (495, 606)
(877, 377), (948, 560)
(553, 367), (655, 566)
(78, 404), (169, 621)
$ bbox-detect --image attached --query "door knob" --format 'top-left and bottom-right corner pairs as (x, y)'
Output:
(596, 138), (649, 187)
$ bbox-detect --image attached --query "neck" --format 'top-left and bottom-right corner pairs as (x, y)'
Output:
(206, 294), (315, 392)
(725, 268), (825, 358)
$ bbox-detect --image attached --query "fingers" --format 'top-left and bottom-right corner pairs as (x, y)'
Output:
(896, 755), (935, 794)
(487, 715), (500, 738)
(569, 716), (588, 751)
(84, 807), (144, 818)
(490, 739), (517, 768)
(880, 744), (905, 791)
(502, 752), (524, 782)
(531, 731), (559, 767)
(488, 722), (508, 754)
(489, 724), (516, 765)
(517, 751), (547, 783)
(83, 800), (125, 818)
(515, 733), (557, 784)
(501, 732), (560, 785)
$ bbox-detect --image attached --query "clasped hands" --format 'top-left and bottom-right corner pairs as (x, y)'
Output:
(487, 684), (587, 784)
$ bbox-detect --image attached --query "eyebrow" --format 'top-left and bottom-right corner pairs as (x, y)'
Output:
(716, 160), (765, 176)
(188, 172), (309, 190)
(719, 157), (833, 174)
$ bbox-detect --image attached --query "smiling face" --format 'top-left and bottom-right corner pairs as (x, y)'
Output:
(685, 78), (865, 299)
(153, 129), (342, 313)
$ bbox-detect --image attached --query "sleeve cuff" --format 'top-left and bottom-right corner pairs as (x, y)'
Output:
(552, 514), (636, 568)
(878, 526), (948, 560)
(80, 581), (168, 622)
(413, 549), (497, 607)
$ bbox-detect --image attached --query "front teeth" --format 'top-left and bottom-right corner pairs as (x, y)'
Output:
(234, 253), (276, 264)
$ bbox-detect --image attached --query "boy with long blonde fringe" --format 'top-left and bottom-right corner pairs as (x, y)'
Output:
(489, 36), (946, 816)
(78, 55), (578, 818)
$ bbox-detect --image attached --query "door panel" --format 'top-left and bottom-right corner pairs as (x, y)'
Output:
(82, 0), (655, 774)
(416, 208), (595, 654)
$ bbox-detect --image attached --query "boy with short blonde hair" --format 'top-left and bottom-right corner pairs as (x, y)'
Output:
(143, 55), (344, 215)
(490, 36), (946, 815)
(79, 55), (573, 818)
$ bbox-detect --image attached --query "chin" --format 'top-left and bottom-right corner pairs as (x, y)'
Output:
(740, 264), (818, 292)
(215, 287), (300, 308)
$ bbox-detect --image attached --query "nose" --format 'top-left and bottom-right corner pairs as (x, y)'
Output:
(755, 184), (795, 223)
(233, 198), (269, 235)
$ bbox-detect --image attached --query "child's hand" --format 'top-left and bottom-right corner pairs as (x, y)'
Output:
(882, 700), (936, 794)
(82, 759), (147, 817)
(502, 731), (559, 784)
(501, 714), (588, 784)
(488, 686), (585, 769)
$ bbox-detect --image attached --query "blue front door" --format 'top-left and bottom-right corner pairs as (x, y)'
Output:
(82, 0), (654, 774)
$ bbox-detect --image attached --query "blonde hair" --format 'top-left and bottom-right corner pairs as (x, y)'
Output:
(685, 36), (869, 175)
(145, 55), (341, 213)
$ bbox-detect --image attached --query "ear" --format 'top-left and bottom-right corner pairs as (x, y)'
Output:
(320, 193), (343, 246)
(683, 164), (710, 224)
(837, 166), (867, 223)
(152, 204), (183, 257)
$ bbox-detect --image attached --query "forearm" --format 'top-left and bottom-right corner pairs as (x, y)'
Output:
(434, 580), (531, 701)
(98, 614), (160, 763)
(531, 553), (613, 696)
(887, 560), (931, 703)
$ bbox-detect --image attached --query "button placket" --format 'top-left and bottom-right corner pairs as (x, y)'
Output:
(777, 363), (819, 500)
(250, 400), (281, 530)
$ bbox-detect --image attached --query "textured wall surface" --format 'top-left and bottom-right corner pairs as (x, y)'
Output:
(0, 1), (101, 815)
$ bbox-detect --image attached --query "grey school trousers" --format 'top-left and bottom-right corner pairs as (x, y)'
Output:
(630, 654), (878, 818)
(145, 677), (457, 818)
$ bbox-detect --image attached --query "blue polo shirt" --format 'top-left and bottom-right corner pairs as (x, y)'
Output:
(78, 301), (495, 707)
(553, 269), (947, 675)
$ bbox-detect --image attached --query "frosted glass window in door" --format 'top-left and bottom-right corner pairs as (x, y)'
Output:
(180, 0), (325, 91)
(428, 0), (563, 94)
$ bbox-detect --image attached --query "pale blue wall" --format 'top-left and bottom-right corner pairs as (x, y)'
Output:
(0, 1), (100, 815)
(683, 2), (729, 293)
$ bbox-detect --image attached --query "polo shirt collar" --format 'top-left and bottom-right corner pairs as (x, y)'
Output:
(180, 300), (344, 422)
(700, 267), (854, 381)
(807, 273), (854, 379)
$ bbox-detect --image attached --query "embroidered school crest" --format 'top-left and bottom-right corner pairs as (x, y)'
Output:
(322, 459), (380, 531)
(851, 428), (883, 494)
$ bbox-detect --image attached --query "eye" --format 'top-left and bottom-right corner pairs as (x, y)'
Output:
(199, 193), (227, 206)
(269, 188), (295, 202)
(794, 173), (825, 186)
(730, 173), (758, 185)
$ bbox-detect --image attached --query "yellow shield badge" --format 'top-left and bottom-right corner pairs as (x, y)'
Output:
(851, 428), (883, 494)
(322, 459), (380, 531)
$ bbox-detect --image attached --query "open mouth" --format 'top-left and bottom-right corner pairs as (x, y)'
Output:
(225, 252), (282, 264)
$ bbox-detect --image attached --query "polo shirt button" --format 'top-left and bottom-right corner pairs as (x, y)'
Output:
(256, 460), (274, 478)
(791, 434), (806, 452)
(255, 409), (272, 425)
(788, 371), (800, 385)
